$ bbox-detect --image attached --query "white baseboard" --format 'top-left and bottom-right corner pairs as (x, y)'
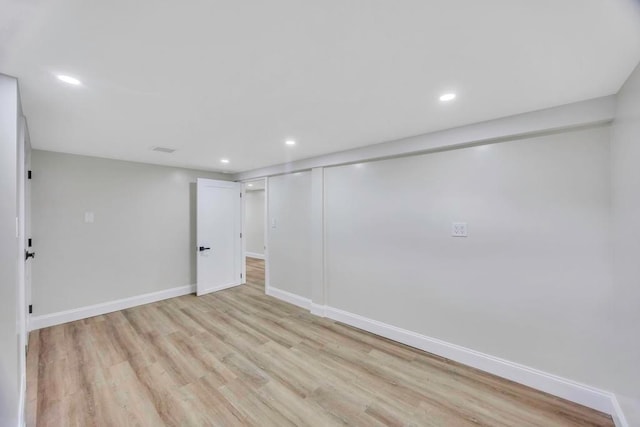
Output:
(29, 285), (195, 331)
(268, 290), (623, 422)
(322, 305), (615, 414)
(310, 302), (326, 316)
(18, 372), (25, 427)
(197, 281), (242, 296)
(266, 287), (311, 310)
(611, 395), (630, 427)
(245, 252), (265, 260)
(26, 283), (628, 425)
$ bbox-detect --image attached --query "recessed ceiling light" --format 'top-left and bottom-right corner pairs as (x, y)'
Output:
(285, 140), (296, 146)
(248, 183), (253, 187)
(439, 93), (456, 102)
(220, 158), (230, 164)
(57, 75), (82, 86)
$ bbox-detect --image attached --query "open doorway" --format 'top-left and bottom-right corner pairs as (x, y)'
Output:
(243, 178), (267, 293)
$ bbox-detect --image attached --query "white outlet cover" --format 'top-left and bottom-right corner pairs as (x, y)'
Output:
(452, 222), (468, 237)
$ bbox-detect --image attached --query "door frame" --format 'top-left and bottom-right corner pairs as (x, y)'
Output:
(241, 183), (246, 284)
(24, 122), (31, 334)
(17, 116), (25, 348)
(241, 177), (269, 293)
(264, 177), (270, 292)
(16, 115), (29, 425)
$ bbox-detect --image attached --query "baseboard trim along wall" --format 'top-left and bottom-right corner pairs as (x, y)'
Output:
(611, 395), (630, 427)
(27, 283), (629, 426)
(197, 282), (243, 297)
(266, 286), (311, 310)
(322, 305), (617, 415)
(18, 372), (25, 427)
(245, 252), (265, 260)
(266, 286), (626, 425)
(29, 285), (195, 331)
(310, 302), (326, 317)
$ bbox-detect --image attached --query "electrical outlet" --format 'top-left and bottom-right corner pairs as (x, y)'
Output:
(452, 222), (468, 237)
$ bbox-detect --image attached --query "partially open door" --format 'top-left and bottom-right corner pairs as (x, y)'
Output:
(196, 178), (243, 296)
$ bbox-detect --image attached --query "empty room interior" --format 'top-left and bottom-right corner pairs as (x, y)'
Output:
(2, 1), (640, 426)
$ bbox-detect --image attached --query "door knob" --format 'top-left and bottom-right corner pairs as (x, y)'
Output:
(199, 246), (211, 252)
(25, 251), (35, 260)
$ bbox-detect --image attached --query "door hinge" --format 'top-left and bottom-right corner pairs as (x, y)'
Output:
(240, 273), (243, 279)
(240, 192), (242, 198)
(28, 305), (32, 314)
(240, 232), (242, 238)
(27, 170), (32, 179)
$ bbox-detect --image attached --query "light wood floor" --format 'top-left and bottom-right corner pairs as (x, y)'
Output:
(27, 258), (613, 426)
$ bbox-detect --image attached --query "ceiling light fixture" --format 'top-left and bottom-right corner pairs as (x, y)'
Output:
(248, 183), (253, 187)
(439, 93), (456, 102)
(220, 158), (230, 164)
(285, 140), (296, 146)
(57, 75), (82, 86)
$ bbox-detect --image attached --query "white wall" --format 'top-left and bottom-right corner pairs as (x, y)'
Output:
(235, 96), (615, 181)
(245, 190), (265, 257)
(31, 150), (229, 316)
(611, 62), (640, 425)
(0, 74), (21, 427)
(268, 172), (312, 298)
(324, 127), (613, 388)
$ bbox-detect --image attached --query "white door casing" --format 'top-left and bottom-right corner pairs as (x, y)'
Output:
(25, 134), (32, 329)
(196, 178), (243, 296)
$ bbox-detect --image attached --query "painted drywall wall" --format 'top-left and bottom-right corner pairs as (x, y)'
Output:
(268, 172), (312, 298)
(245, 190), (265, 257)
(611, 62), (640, 425)
(0, 74), (20, 427)
(324, 126), (615, 391)
(235, 96), (616, 181)
(31, 150), (229, 316)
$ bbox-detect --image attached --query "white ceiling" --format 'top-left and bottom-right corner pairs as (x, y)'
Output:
(2, 0), (640, 173)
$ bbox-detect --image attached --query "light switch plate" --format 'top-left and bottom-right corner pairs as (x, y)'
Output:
(452, 222), (468, 237)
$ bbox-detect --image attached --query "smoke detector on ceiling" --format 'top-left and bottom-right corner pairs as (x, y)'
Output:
(151, 146), (176, 153)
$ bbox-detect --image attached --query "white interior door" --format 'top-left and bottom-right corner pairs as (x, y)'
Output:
(197, 178), (243, 296)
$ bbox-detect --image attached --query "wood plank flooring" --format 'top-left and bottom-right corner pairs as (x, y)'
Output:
(27, 258), (614, 426)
